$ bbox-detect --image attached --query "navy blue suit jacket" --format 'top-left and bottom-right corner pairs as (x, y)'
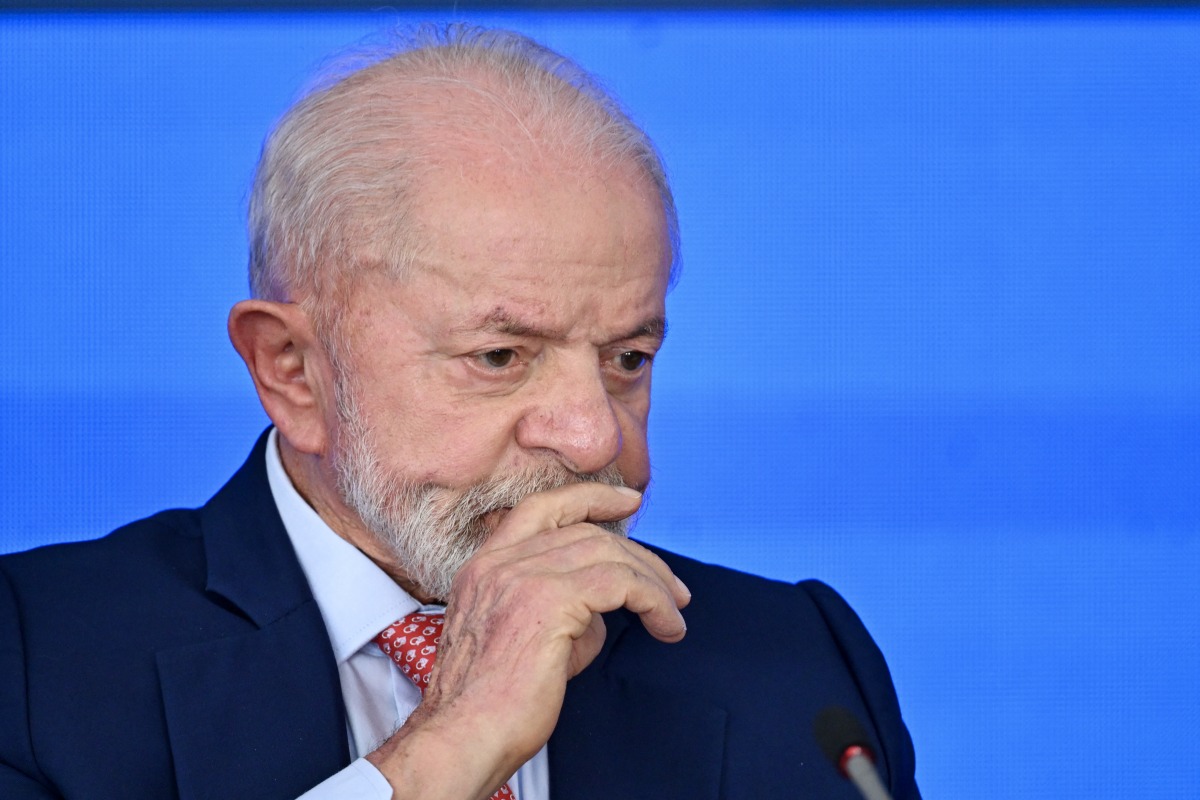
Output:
(0, 433), (919, 799)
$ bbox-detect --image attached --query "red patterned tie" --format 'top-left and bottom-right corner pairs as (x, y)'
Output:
(374, 612), (515, 800)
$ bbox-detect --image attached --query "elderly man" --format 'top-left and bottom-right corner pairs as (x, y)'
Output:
(0, 24), (919, 800)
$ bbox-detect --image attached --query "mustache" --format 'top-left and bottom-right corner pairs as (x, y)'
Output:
(449, 461), (630, 524)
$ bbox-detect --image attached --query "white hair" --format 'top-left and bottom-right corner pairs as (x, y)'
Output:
(247, 22), (680, 342)
(330, 365), (630, 600)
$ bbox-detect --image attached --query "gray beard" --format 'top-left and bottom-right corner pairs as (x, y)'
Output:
(330, 380), (630, 600)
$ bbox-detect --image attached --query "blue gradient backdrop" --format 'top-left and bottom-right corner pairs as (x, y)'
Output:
(2, 10), (1198, 798)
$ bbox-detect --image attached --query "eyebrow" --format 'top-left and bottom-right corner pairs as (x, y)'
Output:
(467, 308), (559, 339)
(458, 308), (668, 345)
(619, 316), (668, 345)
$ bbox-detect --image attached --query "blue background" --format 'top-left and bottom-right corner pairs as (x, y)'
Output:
(2, 10), (1198, 798)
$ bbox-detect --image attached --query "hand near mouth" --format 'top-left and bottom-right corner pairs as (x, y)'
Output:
(367, 481), (690, 800)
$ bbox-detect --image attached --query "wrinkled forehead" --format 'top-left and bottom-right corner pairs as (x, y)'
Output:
(328, 150), (671, 344)
(405, 153), (671, 287)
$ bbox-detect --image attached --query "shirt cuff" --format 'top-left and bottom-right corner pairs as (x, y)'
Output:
(297, 757), (393, 799)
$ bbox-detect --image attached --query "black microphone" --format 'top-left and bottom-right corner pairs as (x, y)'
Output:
(813, 705), (895, 800)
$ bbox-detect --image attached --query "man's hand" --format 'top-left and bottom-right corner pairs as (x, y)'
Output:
(366, 483), (690, 800)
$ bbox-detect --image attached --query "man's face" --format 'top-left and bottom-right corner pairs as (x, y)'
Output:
(325, 156), (672, 598)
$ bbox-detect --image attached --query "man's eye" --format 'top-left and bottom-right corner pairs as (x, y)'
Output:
(617, 351), (648, 371)
(480, 349), (518, 368)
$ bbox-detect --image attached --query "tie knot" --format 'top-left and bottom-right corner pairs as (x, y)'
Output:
(373, 612), (445, 692)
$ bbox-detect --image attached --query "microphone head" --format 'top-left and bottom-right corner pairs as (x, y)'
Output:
(813, 705), (877, 776)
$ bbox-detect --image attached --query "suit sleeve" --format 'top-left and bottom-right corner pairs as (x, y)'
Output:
(799, 579), (921, 800)
(0, 565), (62, 799)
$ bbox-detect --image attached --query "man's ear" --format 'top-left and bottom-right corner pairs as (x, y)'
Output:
(228, 299), (333, 456)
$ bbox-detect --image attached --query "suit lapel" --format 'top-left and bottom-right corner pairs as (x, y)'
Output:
(157, 606), (348, 800)
(157, 431), (350, 800)
(549, 610), (727, 800)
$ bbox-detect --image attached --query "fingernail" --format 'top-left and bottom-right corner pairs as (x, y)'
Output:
(614, 486), (641, 498)
(675, 576), (691, 599)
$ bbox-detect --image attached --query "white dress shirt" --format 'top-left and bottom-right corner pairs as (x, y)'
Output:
(263, 430), (548, 800)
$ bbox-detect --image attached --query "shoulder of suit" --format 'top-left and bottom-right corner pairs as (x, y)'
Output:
(0, 506), (207, 609)
(640, 540), (838, 606)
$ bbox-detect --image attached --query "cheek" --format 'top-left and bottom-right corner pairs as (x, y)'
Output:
(614, 404), (651, 490)
(382, 411), (516, 485)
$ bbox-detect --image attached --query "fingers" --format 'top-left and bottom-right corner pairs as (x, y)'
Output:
(576, 557), (687, 643)
(487, 482), (643, 548)
(459, 522), (690, 644)
(465, 480), (691, 640)
(570, 612), (608, 675)
(395, 485), (689, 787)
(371, 487), (686, 798)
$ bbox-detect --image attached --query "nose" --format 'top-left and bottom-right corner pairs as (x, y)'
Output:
(515, 354), (622, 475)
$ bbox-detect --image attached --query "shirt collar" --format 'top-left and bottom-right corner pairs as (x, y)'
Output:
(264, 428), (419, 663)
